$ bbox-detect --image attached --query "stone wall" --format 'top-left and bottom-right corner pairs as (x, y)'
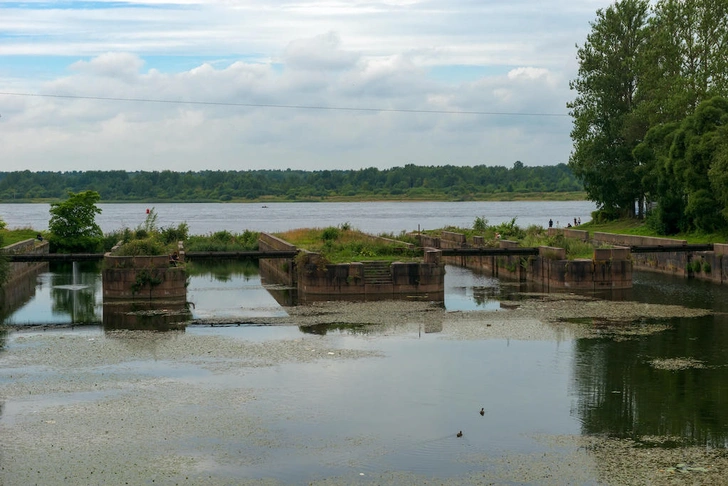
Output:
(258, 233), (297, 287)
(103, 254), (187, 300)
(296, 258), (444, 302)
(259, 233), (444, 302)
(590, 232), (726, 283)
(3, 238), (49, 281)
(416, 233), (633, 291)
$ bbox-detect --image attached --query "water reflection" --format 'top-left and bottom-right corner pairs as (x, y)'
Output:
(5, 256), (728, 452)
(298, 323), (376, 335)
(103, 301), (191, 331)
(572, 313), (728, 447)
(2, 262), (102, 326)
(444, 265), (501, 311)
(50, 262), (101, 324)
(0, 261), (48, 325)
(186, 260), (289, 320)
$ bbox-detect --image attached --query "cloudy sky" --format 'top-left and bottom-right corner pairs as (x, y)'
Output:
(0, 0), (605, 172)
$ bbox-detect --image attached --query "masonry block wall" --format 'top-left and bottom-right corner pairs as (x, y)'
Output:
(103, 254), (187, 300)
(258, 233), (297, 287)
(591, 233), (726, 284)
(417, 233), (632, 291)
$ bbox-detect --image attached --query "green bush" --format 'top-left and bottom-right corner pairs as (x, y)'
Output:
(115, 238), (168, 256)
(160, 223), (189, 245)
(322, 226), (340, 242)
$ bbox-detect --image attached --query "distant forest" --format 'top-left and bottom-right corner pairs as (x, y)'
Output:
(0, 163), (582, 202)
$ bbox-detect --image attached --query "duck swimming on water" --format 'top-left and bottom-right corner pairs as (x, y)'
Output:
(456, 431), (463, 438)
(480, 408), (485, 416)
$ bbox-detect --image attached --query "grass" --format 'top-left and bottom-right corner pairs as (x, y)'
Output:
(1, 228), (44, 247)
(185, 230), (259, 252)
(578, 219), (728, 244)
(275, 227), (421, 264)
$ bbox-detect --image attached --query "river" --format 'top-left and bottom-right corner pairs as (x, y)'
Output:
(0, 200), (595, 234)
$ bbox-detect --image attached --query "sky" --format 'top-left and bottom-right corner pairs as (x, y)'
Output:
(0, 0), (607, 172)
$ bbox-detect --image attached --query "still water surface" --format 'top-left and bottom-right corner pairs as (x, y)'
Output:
(1, 200), (595, 234)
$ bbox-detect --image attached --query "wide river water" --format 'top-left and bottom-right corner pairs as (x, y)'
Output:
(1, 201), (728, 484)
(0, 200), (595, 234)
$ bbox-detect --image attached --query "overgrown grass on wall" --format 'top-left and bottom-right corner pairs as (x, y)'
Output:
(275, 226), (420, 264)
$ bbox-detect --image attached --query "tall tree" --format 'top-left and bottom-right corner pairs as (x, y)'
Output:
(640, 0), (728, 125)
(568, 0), (650, 218)
(48, 191), (103, 253)
(635, 97), (728, 233)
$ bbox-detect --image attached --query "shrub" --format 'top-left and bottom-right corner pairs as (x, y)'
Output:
(321, 226), (340, 242)
(115, 238), (168, 256)
(160, 223), (189, 245)
(473, 216), (488, 233)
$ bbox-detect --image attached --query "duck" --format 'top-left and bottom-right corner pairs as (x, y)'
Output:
(456, 431), (463, 438)
(479, 408), (485, 416)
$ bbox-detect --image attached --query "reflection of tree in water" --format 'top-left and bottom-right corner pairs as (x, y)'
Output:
(49, 261), (101, 323)
(572, 315), (728, 447)
(186, 260), (259, 282)
(472, 286), (500, 306)
(299, 323), (375, 336)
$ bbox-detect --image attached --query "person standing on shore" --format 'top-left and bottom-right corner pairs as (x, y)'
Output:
(548, 219), (553, 228)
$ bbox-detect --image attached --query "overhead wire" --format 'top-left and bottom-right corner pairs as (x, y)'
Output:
(0, 91), (570, 117)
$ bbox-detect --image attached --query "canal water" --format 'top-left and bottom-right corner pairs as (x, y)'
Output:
(1, 257), (727, 483)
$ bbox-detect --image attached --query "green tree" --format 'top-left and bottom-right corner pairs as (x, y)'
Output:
(568, 0), (650, 218)
(636, 97), (728, 232)
(640, 0), (728, 126)
(48, 191), (103, 253)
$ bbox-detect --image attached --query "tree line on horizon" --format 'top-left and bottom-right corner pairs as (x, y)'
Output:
(0, 163), (582, 202)
(569, 0), (728, 234)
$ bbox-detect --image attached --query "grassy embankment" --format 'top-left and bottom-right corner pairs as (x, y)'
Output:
(1, 228), (42, 247)
(275, 227), (420, 264)
(578, 219), (728, 245)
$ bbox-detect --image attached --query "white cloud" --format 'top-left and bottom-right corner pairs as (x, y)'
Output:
(0, 0), (601, 171)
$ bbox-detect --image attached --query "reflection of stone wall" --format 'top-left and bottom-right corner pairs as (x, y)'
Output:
(1, 239), (49, 318)
(103, 255), (187, 300)
(103, 300), (190, 331)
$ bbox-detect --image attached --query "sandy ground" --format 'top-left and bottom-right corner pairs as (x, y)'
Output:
(0, 294), (724, 485)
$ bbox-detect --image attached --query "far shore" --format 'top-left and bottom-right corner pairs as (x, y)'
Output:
(0, 191), (587, 205)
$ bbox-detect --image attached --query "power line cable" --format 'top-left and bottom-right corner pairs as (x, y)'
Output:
(0, 91), (570, 117)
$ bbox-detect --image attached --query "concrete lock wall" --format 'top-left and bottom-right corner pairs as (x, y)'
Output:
(591, 233), (727, 284)
(258, 233), (298, 287)
(3, 238), (50, 282)
(103, 254), (187, 300)
(417, 232), (633, 290)
(296, 259), (444, 300)
(259, 233), (444, 301)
